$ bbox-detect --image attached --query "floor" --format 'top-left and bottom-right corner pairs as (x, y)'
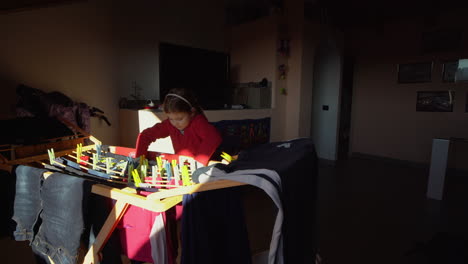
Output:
(316, 158), (468, 264)
(2, 157), (468, 264)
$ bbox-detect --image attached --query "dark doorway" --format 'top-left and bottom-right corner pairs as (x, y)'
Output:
(337, 54), (354, 160)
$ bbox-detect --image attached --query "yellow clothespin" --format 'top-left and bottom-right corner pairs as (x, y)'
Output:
(156, 156), (163, 171)
(92, 153), (97, 170)
(141, 164), (147, 179)
(132, 169), (142, 187)
(47, 148), (55, 165)
(137, 155), (144, 170)
(181, 165), (190, 186)
(76, 143), (83, 163)
(128, 163), (134, 183)
(220, 152), (233, 163)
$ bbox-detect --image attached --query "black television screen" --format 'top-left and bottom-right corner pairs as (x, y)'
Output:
(159, 42), (231, 110)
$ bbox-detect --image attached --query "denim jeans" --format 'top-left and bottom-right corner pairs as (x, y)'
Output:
(13, 165), (92, 264)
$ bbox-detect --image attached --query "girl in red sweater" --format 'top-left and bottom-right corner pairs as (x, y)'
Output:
(135, 88), (222, 165)
(124, 89), (222, 264)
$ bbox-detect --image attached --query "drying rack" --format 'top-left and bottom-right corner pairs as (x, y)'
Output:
(0, 123), (245, 264)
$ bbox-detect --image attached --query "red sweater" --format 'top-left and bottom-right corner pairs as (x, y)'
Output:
(135, 114), (222, 165)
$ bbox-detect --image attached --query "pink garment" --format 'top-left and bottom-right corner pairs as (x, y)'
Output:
(118, 190), (183, 263)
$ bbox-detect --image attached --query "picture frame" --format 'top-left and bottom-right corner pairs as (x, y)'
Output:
(398, 62), (432, 83)
(466, 92), (468, 112)
(442, 61), (458, 82)
(416, 91), (454, 112)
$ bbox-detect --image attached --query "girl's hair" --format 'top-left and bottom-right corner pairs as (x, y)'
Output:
(163, 88), (203, 114)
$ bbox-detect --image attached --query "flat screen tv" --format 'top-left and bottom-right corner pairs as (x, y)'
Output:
(159, 42), (231, 110)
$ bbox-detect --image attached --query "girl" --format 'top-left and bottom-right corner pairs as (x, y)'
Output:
(124, 88), (222, 264)
(135, 88), (222, 165)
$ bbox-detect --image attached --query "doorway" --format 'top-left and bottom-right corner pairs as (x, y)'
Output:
(337, 54), (354, 160)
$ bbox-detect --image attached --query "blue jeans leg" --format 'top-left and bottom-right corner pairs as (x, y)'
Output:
(12, 165), (46, 242)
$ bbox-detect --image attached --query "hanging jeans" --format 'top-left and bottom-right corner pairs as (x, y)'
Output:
(12, 165), (92, 264)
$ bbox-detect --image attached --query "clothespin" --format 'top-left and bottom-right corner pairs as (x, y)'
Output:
(221, 152), (233, 163)
(172, 160), (180, 184)
(141, 164), (147, 179)
(136, 155), (143, 170)
(128, 163), (134, 183)
(76, 143), (82, 163)
(156, 156), (163, 171)
(152, 165), (157, 185)
(188, 158), (197, 175)
(92, 153), (97, 170)
(95, 144), (102, 160)
(120, 161), (128, 176)
(178, 156), (188, 167)
(165, 162), (172, 181)
(47, 148), (55, 165)
(132, 169), (142, 187)
(106, 157), (111, 174)
(181, 165), (190, 186)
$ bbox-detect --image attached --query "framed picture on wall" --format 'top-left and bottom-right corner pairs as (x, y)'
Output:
(416, 91), (454, 112)
(466, 92), (468, 112)
(442, 61), (458, 82)
(398, 62), (433, 83)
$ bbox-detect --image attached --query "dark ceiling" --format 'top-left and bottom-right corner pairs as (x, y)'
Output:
(0, 0), (82, 13)
(2, 0), (468, 28)
(307, 0), (468, 27)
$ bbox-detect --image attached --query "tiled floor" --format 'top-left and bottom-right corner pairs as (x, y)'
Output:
(317, 158), (468, 264)
(2, 157), (468, 263)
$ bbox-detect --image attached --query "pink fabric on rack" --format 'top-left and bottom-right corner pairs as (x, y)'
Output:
(118, 190), (181, 264)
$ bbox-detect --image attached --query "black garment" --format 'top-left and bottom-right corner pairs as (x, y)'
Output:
(1, 168), (16, 238)
(84, 194), (123, 264)
(181, 188), (251, 264)
(0, 117), (74, 146)
(226, 138), (319, 264)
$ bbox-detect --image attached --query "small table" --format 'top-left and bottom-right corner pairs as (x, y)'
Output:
(426, 137), (468, 200)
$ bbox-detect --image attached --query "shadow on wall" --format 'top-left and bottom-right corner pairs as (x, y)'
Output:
(0, 77), (18, 119)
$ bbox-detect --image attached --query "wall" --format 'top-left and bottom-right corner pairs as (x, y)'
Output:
(299, 20), (319, 137)
(0, 0), (118, 144)
(282, 0), (305, 140)
(113, 1), (226, 101)
(349, 12), (468, 166)
(230, 16), (280, 139)
(229, 0), (318, 142)
(0, 0), (227, 146)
